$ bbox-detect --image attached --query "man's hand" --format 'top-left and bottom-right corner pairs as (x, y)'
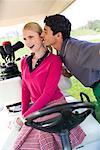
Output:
(62, 66), (72, 78)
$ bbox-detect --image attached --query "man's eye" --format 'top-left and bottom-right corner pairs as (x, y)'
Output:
(44, 29), (47, 34)
(44, 31), (47, 34)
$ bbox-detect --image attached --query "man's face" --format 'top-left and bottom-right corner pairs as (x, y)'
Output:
(41, 25), (56, 47)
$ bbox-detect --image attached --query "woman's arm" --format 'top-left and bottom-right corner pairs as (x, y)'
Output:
(21, 57), (31, 115)
(22, 79), (30, 115)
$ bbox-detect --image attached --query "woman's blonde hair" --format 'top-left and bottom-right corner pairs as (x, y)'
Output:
(23, 22), (42, 35)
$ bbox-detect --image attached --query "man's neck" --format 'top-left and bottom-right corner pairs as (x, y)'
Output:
(53, 39), (63, 51)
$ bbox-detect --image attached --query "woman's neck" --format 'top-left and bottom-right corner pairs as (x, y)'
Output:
(33, 47), (47, 60)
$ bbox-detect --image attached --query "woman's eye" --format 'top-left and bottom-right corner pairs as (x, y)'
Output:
(29, 36), (34, 39)
(23, 36), (34, 41)
(23, 38), (26, 41)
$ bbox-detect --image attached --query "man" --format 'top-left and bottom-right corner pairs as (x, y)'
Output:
(41, 14), (100, 104)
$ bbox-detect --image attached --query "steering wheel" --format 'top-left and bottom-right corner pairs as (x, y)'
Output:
(25, 101), (94, 133)
(80, 92), (90, 102)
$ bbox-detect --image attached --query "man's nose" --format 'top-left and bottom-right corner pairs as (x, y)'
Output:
(40, 33), (44, 42)
(40, 32), (44, 38)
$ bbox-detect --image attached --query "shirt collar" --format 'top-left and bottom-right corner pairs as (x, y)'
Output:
(60, 38), (69, 57)
(26, 50), (50, 72)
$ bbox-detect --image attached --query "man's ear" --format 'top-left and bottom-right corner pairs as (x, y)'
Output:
(55, 32), (62, 39)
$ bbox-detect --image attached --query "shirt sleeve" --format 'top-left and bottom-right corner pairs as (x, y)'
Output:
(23, 56), (62, 117)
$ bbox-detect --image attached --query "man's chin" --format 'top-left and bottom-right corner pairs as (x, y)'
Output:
(43, 42), (50, 48)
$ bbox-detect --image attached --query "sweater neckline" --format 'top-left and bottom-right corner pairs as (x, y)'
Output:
(26, 50), (50, 72)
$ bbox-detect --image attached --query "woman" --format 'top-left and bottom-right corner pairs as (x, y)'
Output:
(14, 22), (86, 150)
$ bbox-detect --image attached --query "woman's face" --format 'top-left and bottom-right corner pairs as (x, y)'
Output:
(23, 29), (43, 53)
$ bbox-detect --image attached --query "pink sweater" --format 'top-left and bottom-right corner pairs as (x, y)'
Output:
(21, 53), (63, 117)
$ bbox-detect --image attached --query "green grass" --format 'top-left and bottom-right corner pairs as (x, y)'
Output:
(67, 77), (96, 101)
(71, 28), (99, 36)
(90, 39), (100, 42)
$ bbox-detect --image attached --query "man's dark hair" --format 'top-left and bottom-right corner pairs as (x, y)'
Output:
(44, 14), (71, 40)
